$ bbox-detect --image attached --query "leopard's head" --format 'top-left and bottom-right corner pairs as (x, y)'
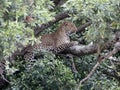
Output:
(61, 21), (78, 35)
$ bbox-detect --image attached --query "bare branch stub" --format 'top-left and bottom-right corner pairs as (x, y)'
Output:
(77, 21), (92, 34)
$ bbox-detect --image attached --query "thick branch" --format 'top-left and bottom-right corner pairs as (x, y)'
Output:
(64, 44), (97, 56)
(65, 34), (120, 56)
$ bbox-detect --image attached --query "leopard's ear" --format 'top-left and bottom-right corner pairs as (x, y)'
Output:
(63, 21), (69, 26)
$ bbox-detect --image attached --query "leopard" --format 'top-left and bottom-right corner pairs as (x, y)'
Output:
(24, 21), (78, 62)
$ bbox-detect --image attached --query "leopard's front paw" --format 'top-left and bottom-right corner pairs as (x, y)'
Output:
(71, 41), (79, 45)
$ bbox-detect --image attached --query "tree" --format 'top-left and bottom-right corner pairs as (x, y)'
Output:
(0, 0), (120, 90)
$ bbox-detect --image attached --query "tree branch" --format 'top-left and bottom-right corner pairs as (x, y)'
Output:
(63, 38), (118, 56)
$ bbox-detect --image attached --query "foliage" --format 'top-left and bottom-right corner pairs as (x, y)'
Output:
(74, 55), (120, 90)
(63, 0), (120, 43)
(0, 0), (55, 59)
(0, 0), (120, 90)
(6, 53), (120, 90)
(7, 52), (76, 90)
